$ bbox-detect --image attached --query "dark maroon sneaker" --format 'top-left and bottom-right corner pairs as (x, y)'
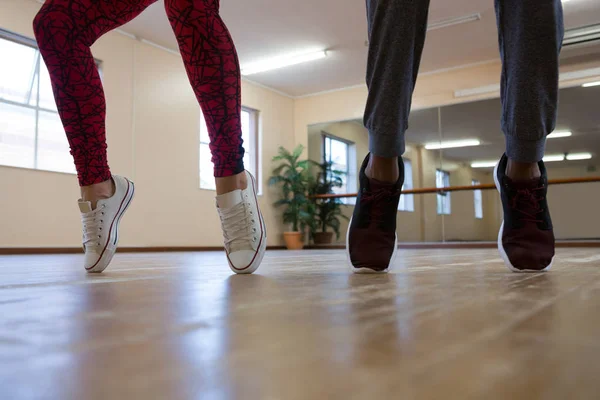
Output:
(494, 154), (555, 272)
(346, 154), (403, 273)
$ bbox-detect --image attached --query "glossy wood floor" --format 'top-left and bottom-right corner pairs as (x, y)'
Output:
(1, 249), (600, 400)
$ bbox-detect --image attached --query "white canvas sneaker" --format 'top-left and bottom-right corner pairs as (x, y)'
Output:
(216, 171), (266, 274)
(79, 175), (135, 273)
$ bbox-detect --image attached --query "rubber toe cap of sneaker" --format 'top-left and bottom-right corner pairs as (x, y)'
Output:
(84, 251), (103, 272)
(507, 247), (552, 271)
(228, 250), (258, 273)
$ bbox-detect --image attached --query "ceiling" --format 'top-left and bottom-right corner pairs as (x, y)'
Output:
(122, 0), (600, 97)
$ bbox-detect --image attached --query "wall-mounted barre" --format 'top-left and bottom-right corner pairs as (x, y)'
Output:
(312, 176), (600, 199)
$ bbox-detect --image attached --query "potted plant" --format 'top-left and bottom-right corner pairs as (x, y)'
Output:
(309, 161), (349, 245)
(269, 145), (313, 250)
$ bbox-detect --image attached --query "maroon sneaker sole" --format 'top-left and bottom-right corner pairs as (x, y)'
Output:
(493, 162), (553, 273)
(345, 216), (398, 274)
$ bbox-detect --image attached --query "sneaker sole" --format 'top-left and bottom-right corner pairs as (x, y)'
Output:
(227, 171), (266, 275)
(86, 179), (135, 273)
(345, 216), (397, 274)
(493, 162), (553, 273)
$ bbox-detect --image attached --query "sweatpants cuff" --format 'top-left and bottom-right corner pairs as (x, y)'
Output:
(505, 135), (546, 163)
(368, 129), (405, 158)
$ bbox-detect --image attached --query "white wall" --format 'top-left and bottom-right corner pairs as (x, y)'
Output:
(0, 0), (295, 248)
(2, 0), (598, 248)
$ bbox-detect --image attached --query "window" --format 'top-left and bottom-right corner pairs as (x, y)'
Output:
(472, 179), (483, 219)
(398, 159), (414, 212)
(436, 169), (451, 215)
(323, 134), (357, 204)
(199, 107), (259, 190)
(0, 29), (75, 174)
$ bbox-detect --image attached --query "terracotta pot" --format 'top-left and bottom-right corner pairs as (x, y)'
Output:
(313, 232), (334, 245)
(283, 232), (304, 250)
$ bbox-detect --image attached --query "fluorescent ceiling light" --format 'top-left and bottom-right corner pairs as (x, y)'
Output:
(566, 152), (592, 161)
(241, 50), (327, 75)
(428, 14), (481, 31)
(454, 84), (500, 98)
(563, 24), (600, 46)
(543, 154), (565, 162)
(424, 139), (480, 150)
(472, 153), (592, 167)
(471, 161), (497, 168)
(456, 68), (600, 99)
(547, 130), (572, 138)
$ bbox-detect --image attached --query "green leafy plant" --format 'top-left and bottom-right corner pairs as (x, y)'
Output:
(268, 145), (314, 232)
(309, 161), (349, 239)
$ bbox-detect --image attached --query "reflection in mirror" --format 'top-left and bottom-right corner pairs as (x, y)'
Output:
(307, 107), (445, 244)
(438, 83), (600, 242)
(307, 83), (600, 246)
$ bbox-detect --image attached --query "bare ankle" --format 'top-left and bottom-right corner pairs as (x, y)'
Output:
(215, 171), (248, 195)
(506, 159), (541, 181)
(366, 155), (399, 183)
(81, 178), (115, 209)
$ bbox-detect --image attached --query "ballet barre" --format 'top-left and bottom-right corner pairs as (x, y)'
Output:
(311, 176), (600, 199)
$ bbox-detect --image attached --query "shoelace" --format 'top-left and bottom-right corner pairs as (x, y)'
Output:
(219, 200), (257, 252)
(81, 205), (106, 249)
(511, 187), (544, 223)
(361, 187), (400, 225)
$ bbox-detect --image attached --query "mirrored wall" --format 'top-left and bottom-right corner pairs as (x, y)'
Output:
(307, 83), (600, 243)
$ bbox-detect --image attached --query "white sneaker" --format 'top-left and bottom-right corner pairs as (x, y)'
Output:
(79, 175), (135, 273)
(217, 171), (266, 274)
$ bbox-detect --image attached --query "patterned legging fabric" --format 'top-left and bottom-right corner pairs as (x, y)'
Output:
(33, 0), (244, 186)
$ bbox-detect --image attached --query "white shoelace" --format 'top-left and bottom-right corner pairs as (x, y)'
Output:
(81, 205), (105, 249)
(219, 201), (256, 252)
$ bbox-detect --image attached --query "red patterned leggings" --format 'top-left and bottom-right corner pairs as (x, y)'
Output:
(33, 0), (244, 186)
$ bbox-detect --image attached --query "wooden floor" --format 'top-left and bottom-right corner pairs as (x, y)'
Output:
(1, 249), (600, 400)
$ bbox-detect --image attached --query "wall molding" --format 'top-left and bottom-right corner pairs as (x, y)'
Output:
(2, 242), (599, 255)
(0, 246), (287, 255)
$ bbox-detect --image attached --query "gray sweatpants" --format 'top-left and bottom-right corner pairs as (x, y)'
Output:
(364, 0), (564, 163)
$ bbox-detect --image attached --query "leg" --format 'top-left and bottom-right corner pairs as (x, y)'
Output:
(495, 0), (564, 170)
(33, 0), (157, 201)
(363, 0), (430, 183)
(33, 0), (154, 272)
(165, 0), (246, 195)
(348, 0), (430, 273)
(494, 0), (563, 271)
(165, 0), (265, 274)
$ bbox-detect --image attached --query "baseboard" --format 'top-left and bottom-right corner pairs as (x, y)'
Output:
(0, 246), (286, 255)
(1, 241), (598, 255)
(307, 240), (600, 250)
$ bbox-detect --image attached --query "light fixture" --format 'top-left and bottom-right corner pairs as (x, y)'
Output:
(563, 24), (600, 47)
(583, 81), (600, 88)
(566, 152), (592, 160)
(424, 139), (481, 150)
(547, 130), (572, 138)
(543, 154), (565, 162)
(471, 161), (497, 168)
(454, 84), (500, 98)
(427, 14), (481, 31)
(241, 50), (327, 75)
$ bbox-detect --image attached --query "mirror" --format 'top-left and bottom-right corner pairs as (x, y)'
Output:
(307, 83), (600, 245)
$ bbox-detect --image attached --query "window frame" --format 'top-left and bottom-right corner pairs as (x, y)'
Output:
(472, 179), (483, 219)
(321, 133), (356, 204)
(398, 159), (414, 212)
(0, 28), (101, 175)
(436, 169), (451, 215)
(199, 106), (260, 192)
